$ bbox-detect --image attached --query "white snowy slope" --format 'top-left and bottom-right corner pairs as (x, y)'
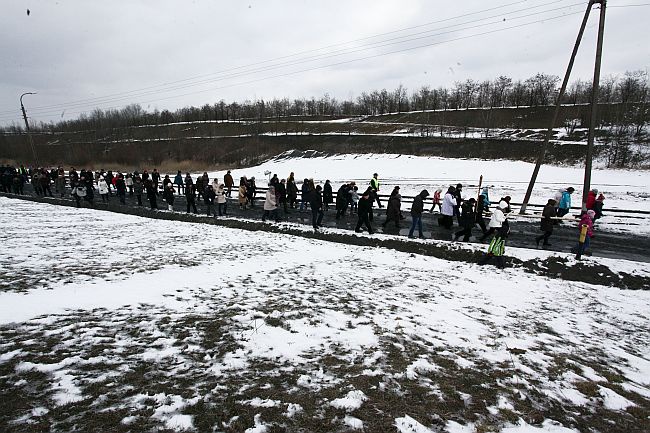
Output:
(197, 153), (650, 234)
(0, 197), (649, 432)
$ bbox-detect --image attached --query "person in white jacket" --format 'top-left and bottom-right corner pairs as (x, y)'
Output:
(216, 183), (227, 216)
(262, 185), (279, 222)
(479, 200), (509, 242)
(438, 186), (457, 229)
(98, 178), (109, 203)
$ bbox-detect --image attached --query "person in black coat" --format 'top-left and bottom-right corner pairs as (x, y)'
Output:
(115, 174), (127, 204)
(535, 199), (557, 248)
(309, 185), (324, 229)
(454, 198), (477, 242)
(383, 186), (402, 229)
(204, 185), (216, 216)
(276, 179), (288, 213)
(335, 184), (351, 219)
(163, 183), (175, 211)
(476, 193), (489, 234)
(323, 180), (333, 210)
(185, 182), (197, 213)
(355, 188), (374, 234)
(408, 189), (429, 238)
(145, 178), (157, 209)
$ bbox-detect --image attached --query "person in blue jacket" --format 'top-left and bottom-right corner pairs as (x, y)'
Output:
(557, 187), (575, 217)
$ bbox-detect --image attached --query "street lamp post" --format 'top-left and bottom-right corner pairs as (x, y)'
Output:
(20, 92), (38, 165)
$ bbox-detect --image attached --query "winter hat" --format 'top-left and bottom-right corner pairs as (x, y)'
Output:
(587, 210), (596, 218)
(421, 189), (430, 197)
(498, 200), (508, 209)
(592, 188), (598, 194)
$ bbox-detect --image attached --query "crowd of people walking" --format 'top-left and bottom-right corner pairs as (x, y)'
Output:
(1, 164), (605, 261)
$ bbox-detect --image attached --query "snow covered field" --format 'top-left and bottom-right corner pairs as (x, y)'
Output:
(199, 153), (650, 234)
(1, 198), (649, 432)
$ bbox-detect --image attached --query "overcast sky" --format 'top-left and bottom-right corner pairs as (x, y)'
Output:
(1, 0), (648, 126)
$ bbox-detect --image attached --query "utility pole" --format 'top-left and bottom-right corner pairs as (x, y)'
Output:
(582, 0), (607, 212)
(20, 92), (38, 165)
(520, 0), (602, 214)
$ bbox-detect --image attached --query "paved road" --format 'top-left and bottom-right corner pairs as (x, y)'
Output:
(4, 186), (650, 263)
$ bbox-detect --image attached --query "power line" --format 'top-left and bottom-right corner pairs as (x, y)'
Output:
(0, 0), (579, 116)
(0, 9), (587, 123)
(1, 3), (586, 121)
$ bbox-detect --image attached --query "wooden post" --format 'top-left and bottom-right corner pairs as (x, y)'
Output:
(520, 1), (595, 214)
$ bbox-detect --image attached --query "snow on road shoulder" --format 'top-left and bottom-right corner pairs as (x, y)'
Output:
(1, 198), (649, 432)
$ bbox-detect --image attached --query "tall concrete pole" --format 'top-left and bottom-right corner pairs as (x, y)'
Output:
(20, 92), (38, 165)
(582, 0), (607, 212)
(520, 1), (595, 214)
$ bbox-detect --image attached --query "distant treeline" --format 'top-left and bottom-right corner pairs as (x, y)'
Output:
(2, 70), (648, 134)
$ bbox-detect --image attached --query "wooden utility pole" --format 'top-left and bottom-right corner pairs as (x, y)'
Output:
(582, 0), (607, 212)
(520, 1), (600, 214)
(20, 92), (38, 165)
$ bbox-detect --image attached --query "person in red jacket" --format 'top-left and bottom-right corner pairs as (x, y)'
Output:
(586, 188), (598, 209)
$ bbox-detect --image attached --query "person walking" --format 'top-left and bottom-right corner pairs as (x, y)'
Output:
(479, 200), (508, 242)
(335, 183), (351, 219)
(355, 188), (374, 234)
(72, 179), (86, 208)
(216, 183), (227, 216)
(151, 169), (161, 195)
(323, 180), (333, 211)
(185, 181), (197, 214)
(408, 189), (429, 238)
(594, 193), (605, 220)
(276, 179), (288, 214)
(133, 175), (144, 206)
(115, 174), (127, 204)
(438, 186), (456, 229)
(476, 193), (489, 235)
(247, 177), (257, 208)
(571, 210), (596, 256)
(238, 177), (248, 210)
(98, 177), (110, 203)
(309, 184), (324, 229)
(224, 170), (234, 197)
(287, 173), (298, 209)
(429, 188), (442, 213)
(174, 170), (184, 195)
(262, 185), (280, 222)
(163, 183), (175, 211)
(478, 224), (509, 269)
(383, 186), (402, 229)
(145, 178), (158, 209)
(557, 187), (574, 217)
(299, 178), (310, 212)
(453, 183), (463, 225)
(535, 199), (557, 248)
(125, 173), (134, 196)
(370, 173), (383, 208)
(195, 175), (205, 202)
(204, 184), (216, 216)
(55, 168), (66, 198)
(454, 198), (477, 242)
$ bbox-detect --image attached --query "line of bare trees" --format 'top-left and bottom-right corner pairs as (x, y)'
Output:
(2, 70), (647, 135)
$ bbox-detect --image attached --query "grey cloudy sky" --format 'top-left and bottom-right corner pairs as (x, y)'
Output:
(1, 0), (648, 126)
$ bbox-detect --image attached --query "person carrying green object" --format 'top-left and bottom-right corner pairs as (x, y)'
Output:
(478, 224), (509, 269)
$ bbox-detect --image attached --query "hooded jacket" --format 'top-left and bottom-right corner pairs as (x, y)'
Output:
(264, 187), (277, 210)
(411, 190), (430, 217)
